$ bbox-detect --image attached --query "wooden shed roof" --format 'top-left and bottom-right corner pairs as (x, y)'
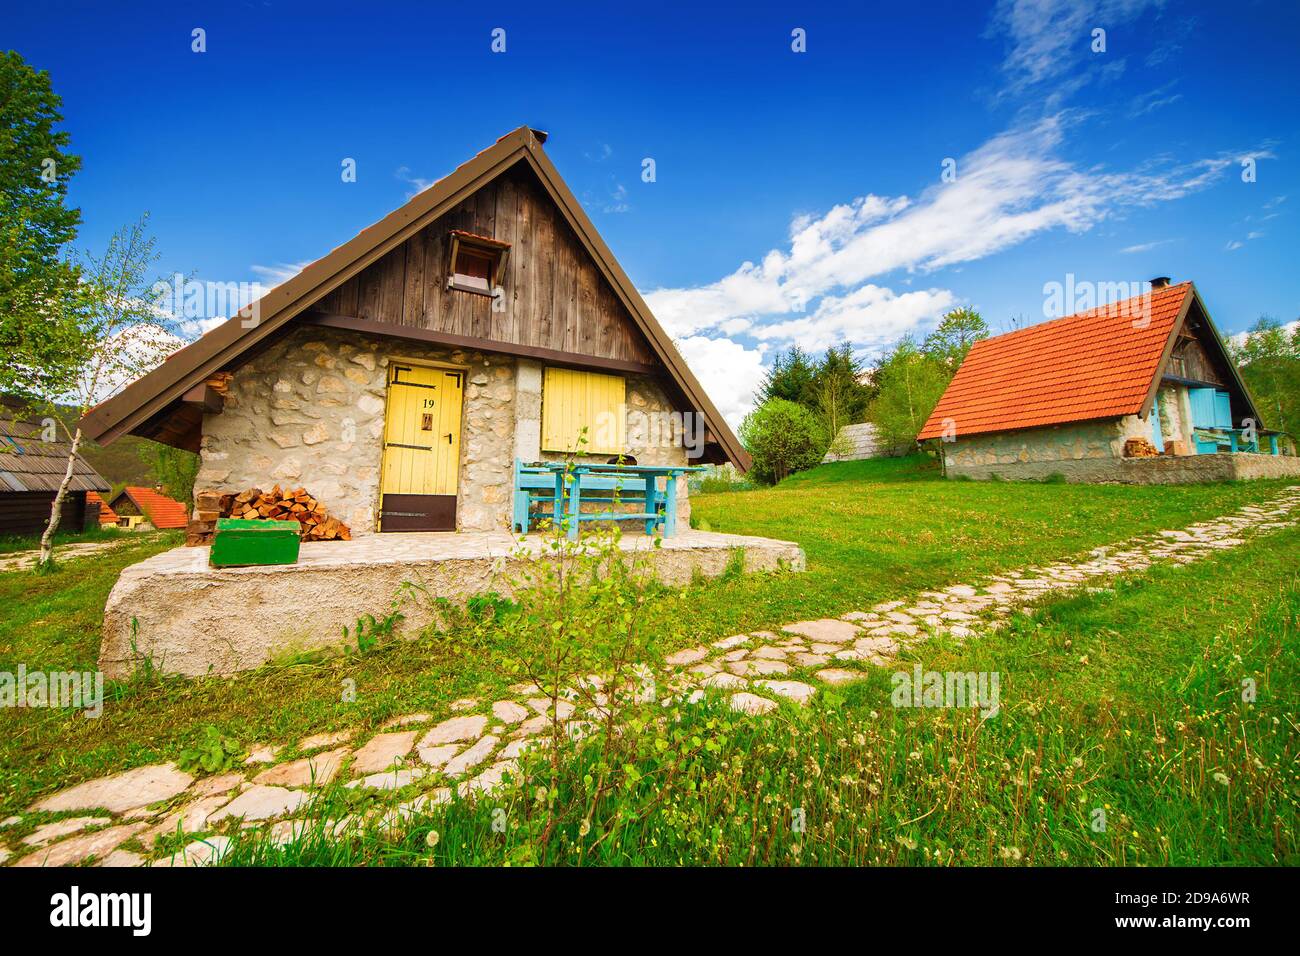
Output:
(0, 400), (110, 494)
(79, 127), (750, 470)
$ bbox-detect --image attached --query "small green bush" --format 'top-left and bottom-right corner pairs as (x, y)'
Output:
(739, 398), (828, 485)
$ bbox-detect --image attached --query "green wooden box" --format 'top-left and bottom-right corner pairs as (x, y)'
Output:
(209, 518), (301, 567)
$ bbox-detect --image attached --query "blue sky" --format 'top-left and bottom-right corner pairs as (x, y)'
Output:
(9, 0), (1300, 423)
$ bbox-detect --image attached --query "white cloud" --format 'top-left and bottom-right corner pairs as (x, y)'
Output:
(989, 0), (1166, 95)
(645, 115), (1245, 346)
(250, 261), (311, 289)
(752, 285), (958, 353)
(395, 165), (435, 199)
(1129, 81), (1183, 118)
(1119, 238), (1174, 254)
(674, 334), (768, 430)
(642, 113), (1258, 424)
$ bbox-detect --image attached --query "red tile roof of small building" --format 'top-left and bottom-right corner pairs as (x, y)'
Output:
(119, 486), (189, 528)
(917, 282), (1192, 441)
(86, 491), (117, 525)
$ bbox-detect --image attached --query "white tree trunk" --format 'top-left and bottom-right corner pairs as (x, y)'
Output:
(38, 425), (84, 567)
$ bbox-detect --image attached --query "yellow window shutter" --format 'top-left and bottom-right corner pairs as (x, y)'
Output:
(542, 368), (626, 455)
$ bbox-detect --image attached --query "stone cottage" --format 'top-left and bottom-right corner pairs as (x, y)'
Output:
(80, 128), (749, 533)
(917, 278), (1297, 483)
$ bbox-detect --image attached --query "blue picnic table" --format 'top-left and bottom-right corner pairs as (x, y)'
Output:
(512, 459), (706, 539)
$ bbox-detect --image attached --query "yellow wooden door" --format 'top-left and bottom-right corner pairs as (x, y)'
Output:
(380, 364), (463, 501)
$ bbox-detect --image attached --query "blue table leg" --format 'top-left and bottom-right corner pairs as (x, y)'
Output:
(664, 474), (678, 536)
(552, 473), (564, 533)
(567, 475), (582, 541)
(644, 479), (659, 535)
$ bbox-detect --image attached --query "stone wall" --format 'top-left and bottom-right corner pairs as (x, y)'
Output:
(943, 415), (1300, 484)
(195, 326), (515, 535)
(943, 418), (1130, 481)
(194, 328), (693, 533)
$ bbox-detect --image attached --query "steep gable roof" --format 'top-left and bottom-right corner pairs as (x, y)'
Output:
(80, 128), (749, 469)
(917, 281), (1255, 441)
(87, 491), (117, 524)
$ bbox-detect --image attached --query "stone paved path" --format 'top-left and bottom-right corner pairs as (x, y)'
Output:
(0, 537), (141, 573)
(6, 486), (1298, 867)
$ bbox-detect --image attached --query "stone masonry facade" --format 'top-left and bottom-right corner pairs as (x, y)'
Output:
(943, 411), (1300, 484)
(195, 326), (690, 535)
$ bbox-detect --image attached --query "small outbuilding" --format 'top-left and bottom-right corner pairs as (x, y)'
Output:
(917, 278), (1298, 483)
(108, 486), (189, 530)
(0, 399), (110, 536)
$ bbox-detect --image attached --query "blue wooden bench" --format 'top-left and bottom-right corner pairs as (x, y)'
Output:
(512, 459), (663, 536)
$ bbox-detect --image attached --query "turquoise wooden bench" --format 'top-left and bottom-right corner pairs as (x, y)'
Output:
(512, 459), (660, 536)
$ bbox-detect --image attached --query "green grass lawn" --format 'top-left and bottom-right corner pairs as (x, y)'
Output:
(0, 458), (1295, 865)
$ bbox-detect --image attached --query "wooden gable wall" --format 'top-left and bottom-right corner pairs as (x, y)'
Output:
(314, 165), (658, 368)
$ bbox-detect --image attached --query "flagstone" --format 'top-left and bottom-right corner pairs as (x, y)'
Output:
(32, 762), (193, 815)
(191, 772), (245, 798)
(14, 822), (149, 867)
(755, 680), (816, 705)
(664, 646), (709, 666)
(501, 737), (539, 759)
(253, 747), (348, 788)
(702, 672), (746, 690)
(459, 759), (518, 797)
(98, 849), (145, 868)
(348, 768), (426, 790)
(783, 619), (861, 643)
(209, 785), (308, 823)
(244, 745), (281, 765)
(793, 652), (830, 668)
(712, 634), (750, 649)
(151, 835), (232, 867)
(417, 743), (461, 768)
(350, 732), (417, 774)
(816, 668), (866, 685)
(511, 715), (551, 737)
(491, 700), (530, 724)
(420, 714), (489, 747)
(142, 794), (234, 846)
(23, 816), (110, 846)
(299, 729), (353, 750)
(442, 736), (499, 778)
(450, 697), (481, 711)
(730, 692), (778, 715)
(752, 646), (789, 660)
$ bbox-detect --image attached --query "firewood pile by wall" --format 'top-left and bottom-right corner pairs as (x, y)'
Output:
(186, 486), (353, 546)
(1123, 437), (1161, 458)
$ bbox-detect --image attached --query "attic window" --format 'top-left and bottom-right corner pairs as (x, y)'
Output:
(447, 230), (510, 296)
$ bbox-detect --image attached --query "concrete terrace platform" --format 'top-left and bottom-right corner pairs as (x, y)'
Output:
(100, 530), (806, 678)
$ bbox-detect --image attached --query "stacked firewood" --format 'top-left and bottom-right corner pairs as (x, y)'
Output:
(1123, 437), (1161, 458)
(185, 486), (352, 546)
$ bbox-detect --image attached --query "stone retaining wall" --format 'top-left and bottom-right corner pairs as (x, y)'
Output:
(944, 414), (1300, 483)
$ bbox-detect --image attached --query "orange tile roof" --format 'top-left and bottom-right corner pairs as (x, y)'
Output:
(86, 491), (117, 525)
(917, 282), (1192, 441)
(120, 486), (189, 529)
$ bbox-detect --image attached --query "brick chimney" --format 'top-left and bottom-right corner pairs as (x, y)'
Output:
(1149, 276), (1171, 289)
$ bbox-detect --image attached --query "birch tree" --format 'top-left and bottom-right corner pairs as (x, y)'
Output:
(37, 215), (175, 567)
